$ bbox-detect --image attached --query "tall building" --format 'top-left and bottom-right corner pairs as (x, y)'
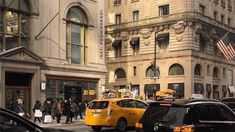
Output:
(0, 0), (106, 115)
(105, 0), (235, 99)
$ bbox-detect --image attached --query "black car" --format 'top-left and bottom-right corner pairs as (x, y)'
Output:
(221, 97), (235, 112)
(136, 99), (235, 132)
(0, 108), (73, 132)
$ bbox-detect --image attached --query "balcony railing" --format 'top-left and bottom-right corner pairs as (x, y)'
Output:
(106, 12), (235, 33)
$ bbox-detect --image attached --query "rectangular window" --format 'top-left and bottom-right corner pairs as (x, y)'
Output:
(221, 0), (225, 8)
(227, 70), (233, 86)
(159, 5), (169, 16)
(132, 44), (139, 55)
(223, 68), (226, 78)
(114, 45), (122, 57)
(199, 4), (205, 15)
(228, 18), (231, 25)
(115, 14), (121, 24)
(213, 11), (217, 20)
(133, 66), (136, 76)
(221, 14), (224, 23)
(207, 65), (210, 76)
(114, 0), (121, 5)
(133, 11), (139, 22)
(228, 0), (232, 11)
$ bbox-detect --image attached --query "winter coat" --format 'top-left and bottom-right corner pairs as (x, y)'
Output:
(33, 102), (41, 112)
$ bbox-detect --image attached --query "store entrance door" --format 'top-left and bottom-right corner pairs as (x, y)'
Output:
(5, 72), (32, 115)
(5, 87), (31, 114)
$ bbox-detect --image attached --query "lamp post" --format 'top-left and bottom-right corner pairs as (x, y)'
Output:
(152, 26), (168, 100)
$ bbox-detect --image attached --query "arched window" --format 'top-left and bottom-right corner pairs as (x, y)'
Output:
(194, 64), (202, 76)
(115, 68), (126, 79)
(66, 7), (88, 64)
(0, 0), (30, 51)
(169, 63), (184, 75)
(213, 67), (219, 78)
(146, 66), (160, 77)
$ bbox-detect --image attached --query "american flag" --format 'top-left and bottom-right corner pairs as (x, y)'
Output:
(216, 32), (235, 60)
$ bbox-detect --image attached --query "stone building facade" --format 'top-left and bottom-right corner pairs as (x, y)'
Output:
(105, 0), (235, 99)
(0, 0), (106, 115)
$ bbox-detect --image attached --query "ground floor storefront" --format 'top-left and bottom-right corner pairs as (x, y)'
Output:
(0, 47), (106, 117)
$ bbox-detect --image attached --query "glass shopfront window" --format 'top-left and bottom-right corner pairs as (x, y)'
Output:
(46, 79), (97, 102)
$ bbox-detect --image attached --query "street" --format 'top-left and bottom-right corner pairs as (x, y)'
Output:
(38, 117), (135, 132)
(54, 124), (135, 132)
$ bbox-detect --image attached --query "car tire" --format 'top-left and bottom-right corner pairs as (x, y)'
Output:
(116, 118), (127, 132)
(91, 126), (102, 131)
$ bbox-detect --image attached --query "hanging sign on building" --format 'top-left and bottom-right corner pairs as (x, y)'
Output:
(98, 1), (105, 60)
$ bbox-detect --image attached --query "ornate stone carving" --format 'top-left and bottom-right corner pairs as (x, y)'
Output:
(107, 44), (112, 51)
(123, 41), (128, 48)
(209, 29), (216, 38)
(105, 37), (113, 44)
(140, 28), (152, 39)
(194, 23), (202, 33)
(120, 31), (129, 41)
(11, 52), (35, 61)
(173, 21), (186, 34)
(173, 21), (186, 42)
(143, 39), (150, 46)
(176, 34), (183, 42)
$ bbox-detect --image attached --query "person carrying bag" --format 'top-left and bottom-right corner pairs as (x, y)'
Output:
(33, 100), (42, 123)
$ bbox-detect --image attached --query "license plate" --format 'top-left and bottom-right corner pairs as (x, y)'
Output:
(93, 113), (99, 117)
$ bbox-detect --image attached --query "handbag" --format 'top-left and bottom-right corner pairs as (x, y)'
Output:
(35, 109), (42, 117)
(44, 115), (52, 123)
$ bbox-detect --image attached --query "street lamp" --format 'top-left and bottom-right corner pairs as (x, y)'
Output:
(152, 26), (168, 99)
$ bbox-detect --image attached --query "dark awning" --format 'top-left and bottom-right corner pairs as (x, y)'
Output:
(130, 37), (140, 45)
(156, 33), (169, 41)
(112, 40), (122, 47)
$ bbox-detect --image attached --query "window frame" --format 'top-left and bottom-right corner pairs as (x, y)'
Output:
(0, 2), (30, 52)
(133, 10), (139, 22)
(159, 5), (169, 16)
(65, 6), (88, 64)
(115, 14), (121, 24)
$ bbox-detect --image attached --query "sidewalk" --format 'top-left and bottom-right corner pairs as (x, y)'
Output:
(34, 116), (84, 128)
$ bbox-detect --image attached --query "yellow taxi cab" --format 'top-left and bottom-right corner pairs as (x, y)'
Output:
(84, 98), (149, 131)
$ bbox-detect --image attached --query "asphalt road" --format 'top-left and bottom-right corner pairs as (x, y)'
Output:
(61, 124), (135, 132)
(46, 122), (135, 132)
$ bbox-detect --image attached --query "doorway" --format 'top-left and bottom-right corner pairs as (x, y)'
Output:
(5, 72), (33, 115)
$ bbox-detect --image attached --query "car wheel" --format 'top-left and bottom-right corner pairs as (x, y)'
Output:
(116, 118), (127, 132)
(91, 126), (102, 131)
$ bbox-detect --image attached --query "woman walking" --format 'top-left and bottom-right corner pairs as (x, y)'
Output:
(55, 99), (62, 124)
(33, 100), (42, 123)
